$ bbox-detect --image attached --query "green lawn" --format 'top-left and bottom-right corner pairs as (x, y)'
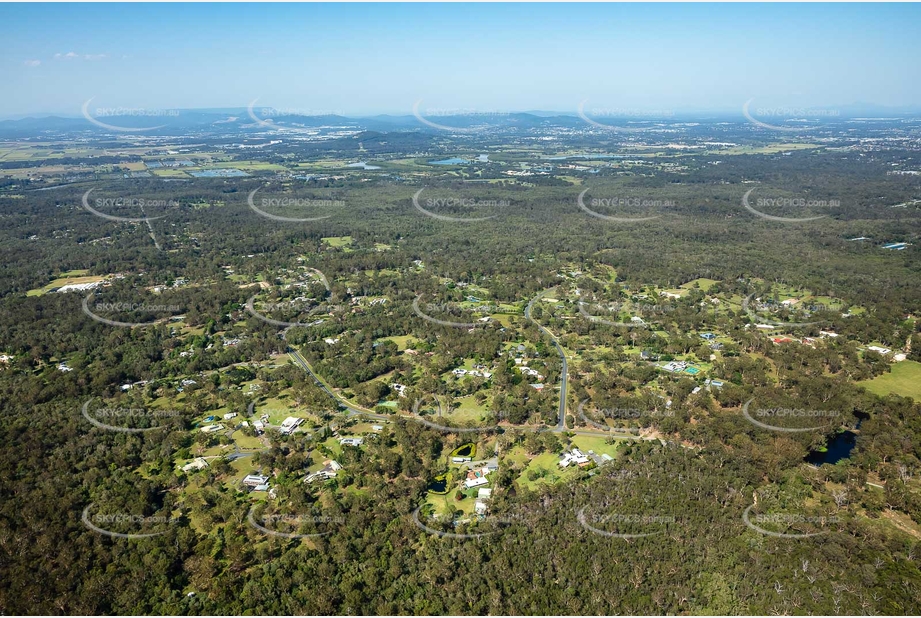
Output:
(223, 458), (259, 491)
(252, 395), (303, 425)
(680, 278), (719, 292)
(151, 168), (190, 178)
(425, 489), (477, 518)
(433, 396), (492, 426)
(375, 335), (417, 350)
(344, 421), (380, 435)
(322, 236), (353, 247)
(231, 431), (265, 450)
(860, 360), (921, 400)
(488, 313), (515, 327)
(516, 451), (574, 490)
(570, 435), (622, 459)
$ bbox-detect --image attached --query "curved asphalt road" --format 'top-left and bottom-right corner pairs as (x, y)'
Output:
(286, 317), (651, 441)
(525, 291), (568, 431)
(287, 346), (389, 421)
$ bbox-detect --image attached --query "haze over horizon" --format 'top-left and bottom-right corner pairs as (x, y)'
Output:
(3, 2), (921, 119)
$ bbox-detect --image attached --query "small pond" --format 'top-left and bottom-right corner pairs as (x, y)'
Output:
(453, 443), (474, 457)
(807, 429), (857, 465)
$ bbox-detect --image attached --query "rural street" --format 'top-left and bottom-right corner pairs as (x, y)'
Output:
(525, 290), (569, 431)
(287, 332), (644, 441)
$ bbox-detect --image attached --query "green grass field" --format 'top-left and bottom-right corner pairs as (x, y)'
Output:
(375, 335), (417, 350)
(322, 236), (353, 247)
(514, 450), (581, 491)
(252, 395), (304, 425)
(680, 278), (719, 292)
(230, 431), (265, 450)
(150, 168), (190, 178)
(442, 395), (491, 423)
(860, 360), (921, 400)
(570, 435), (622, 459)
(425, 488), (477, 517)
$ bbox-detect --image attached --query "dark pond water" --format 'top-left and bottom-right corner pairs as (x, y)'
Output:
(428, 477), (447, 493)
(454, 444), (473, 457)
(807, 430), (857, 465)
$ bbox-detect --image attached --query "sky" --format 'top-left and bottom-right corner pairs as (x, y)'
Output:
(2, 2), (920, 118)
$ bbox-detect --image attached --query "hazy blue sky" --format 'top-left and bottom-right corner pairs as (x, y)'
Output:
(2, 3), (920, 117)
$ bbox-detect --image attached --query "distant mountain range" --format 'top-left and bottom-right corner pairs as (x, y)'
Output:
(1, 104), (919, 138)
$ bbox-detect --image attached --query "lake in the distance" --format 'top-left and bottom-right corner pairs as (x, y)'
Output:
(429, 157), (470, 165)
(541, 153), (624, 160)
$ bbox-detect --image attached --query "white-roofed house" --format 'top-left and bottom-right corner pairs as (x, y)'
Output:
(279, 416), (305, 435)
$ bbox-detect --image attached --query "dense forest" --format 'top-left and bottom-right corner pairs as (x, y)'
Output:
(1, 129), (920, 615)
